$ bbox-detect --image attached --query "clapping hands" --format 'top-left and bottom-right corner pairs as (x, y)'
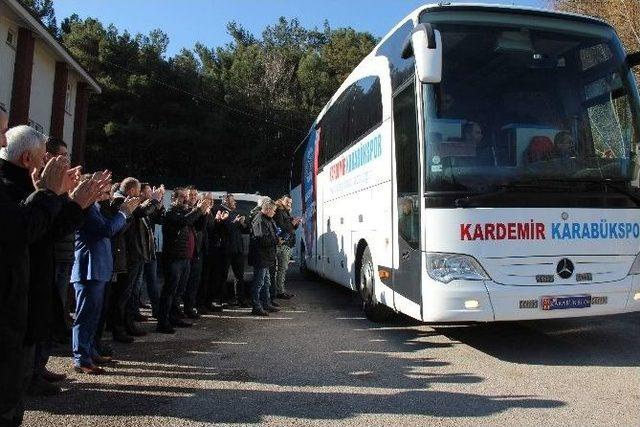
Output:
(215, 209), (229, 222)
(69, 170), (112, 209)
(196, 197), (213, 214)
(119, 195), (142, 216)
(35, 156), (81, 195)
(151, 184), (165, 201)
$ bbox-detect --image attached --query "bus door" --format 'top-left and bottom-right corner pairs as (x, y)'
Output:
(392, 79), (423, 312)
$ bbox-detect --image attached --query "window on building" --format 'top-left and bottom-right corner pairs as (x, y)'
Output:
(6, 29), (16, 50)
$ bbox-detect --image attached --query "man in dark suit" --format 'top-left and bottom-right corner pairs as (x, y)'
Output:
(0, 123), (102, 426)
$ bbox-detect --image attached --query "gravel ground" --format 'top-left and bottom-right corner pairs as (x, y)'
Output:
(23, 271), (640, 426)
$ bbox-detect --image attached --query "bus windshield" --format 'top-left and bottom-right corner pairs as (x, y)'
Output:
(422, 18), (640, 197)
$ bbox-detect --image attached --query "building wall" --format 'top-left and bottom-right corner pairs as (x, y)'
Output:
(63, 72), (77, 151)
(28, 40), (55, 133)
(0, 15), (17, 110)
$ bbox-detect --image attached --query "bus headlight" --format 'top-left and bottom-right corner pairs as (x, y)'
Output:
(426, 253), (490, 284)
(629, 253), (640, 275)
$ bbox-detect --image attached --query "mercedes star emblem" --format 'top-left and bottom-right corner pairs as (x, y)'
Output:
(556, 258), (574, 279)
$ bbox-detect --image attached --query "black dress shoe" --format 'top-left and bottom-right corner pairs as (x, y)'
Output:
(73, 364), (105, 375)
(251, 308), (269, 316)
(196, 305), (211, 315)
(41, 369), (67, 383)
(28, 377), (62, 396)
(113, 332), (134, 343)
(135, 313), (149, 322)
(171, 319), (193, 328)
(156, 324), (176, 334)
(93, 355), (114, 365)
(184, 308), (200, 319)
(209, 304), (223, 312)
(96, 342), (113, 357)
(265, 305), (280, 313)
(126, 324), (147, 337)
(276, 292), (293, 299)
(269, 300), (280, 307)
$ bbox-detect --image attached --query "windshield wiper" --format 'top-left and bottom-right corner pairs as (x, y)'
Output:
(565, 179), (640, 206)
(453, 180), (574, 208)
(453, 179), (640, 208)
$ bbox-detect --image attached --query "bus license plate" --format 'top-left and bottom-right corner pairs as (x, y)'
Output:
(541, 295), (591, 310)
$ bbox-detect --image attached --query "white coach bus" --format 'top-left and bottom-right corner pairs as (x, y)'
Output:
(290, 3), (640, 322)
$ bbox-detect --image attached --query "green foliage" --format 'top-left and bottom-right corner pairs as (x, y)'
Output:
(52, 9), (378, 194)
(20, 0), (58, 36)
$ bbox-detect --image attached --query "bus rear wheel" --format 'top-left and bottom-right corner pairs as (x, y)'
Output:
(359, 246), (395, 322)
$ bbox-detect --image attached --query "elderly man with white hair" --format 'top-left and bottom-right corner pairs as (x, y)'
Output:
(0, 124), (108, 425)
(0, 125), (48, 175)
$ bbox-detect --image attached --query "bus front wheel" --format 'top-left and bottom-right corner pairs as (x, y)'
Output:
(359, 246), (394, 322)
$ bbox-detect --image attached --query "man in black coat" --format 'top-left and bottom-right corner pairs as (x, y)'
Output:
(123, 182), (164, 326)
(47, 138), (75, 345)
(137, 183), (165, 319)
(1, 127), (106, 399)
(28, 137), (75, 390)
(198, 206), (227, 313)
(156, 188), (211, 333)
(213, 194), (249, 306)
(110, 177), (161, 341)
(182, 187), (209, 318)
(0, 124), (101, 427)
(271, 195), (300, 301)
(248, 199), (280, 316)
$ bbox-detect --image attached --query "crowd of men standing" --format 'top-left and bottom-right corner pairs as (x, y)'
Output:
(0, 106), (300, 427)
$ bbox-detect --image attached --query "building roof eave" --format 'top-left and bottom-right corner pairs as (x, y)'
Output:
(6, 0), (102, 94)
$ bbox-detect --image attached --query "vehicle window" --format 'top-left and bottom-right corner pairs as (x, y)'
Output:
(421, 22), (640, 192)
(376, 20), (416, 92)
(349, 76), (382, 142)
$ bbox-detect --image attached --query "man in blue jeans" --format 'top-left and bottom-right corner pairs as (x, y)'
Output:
(249, 200), (280, 316)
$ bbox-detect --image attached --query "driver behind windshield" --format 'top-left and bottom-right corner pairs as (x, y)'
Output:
(453, 121), (495, 167)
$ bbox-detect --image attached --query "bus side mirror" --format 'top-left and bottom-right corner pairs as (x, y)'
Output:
(401, 23), (442, 83)
(627, 52), (640, 68)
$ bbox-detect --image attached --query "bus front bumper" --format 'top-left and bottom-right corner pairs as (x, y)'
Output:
(421, 275), (640, 322)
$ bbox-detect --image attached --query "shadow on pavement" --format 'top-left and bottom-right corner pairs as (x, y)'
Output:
(435, 312), (640, 368)
(27, 272), (568, 424)
(27, 381), (564, 424)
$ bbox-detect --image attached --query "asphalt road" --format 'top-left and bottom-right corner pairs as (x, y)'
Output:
(24, 270), (640, 426)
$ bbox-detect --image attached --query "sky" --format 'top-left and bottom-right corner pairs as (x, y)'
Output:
(53, 0), (546, 58)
